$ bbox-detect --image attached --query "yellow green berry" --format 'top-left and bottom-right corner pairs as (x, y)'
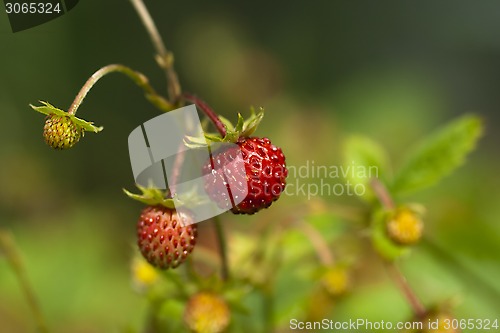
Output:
(43, 115), (82, 149)
(184, 292), (230, 333)
(386, 208), (423, 246)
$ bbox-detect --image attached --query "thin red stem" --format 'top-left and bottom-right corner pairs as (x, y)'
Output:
(182, 93), (227, 137)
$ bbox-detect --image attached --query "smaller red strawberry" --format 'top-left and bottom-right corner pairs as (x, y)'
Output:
(137, 205), (197, 269)
(203, 137), (288, 215)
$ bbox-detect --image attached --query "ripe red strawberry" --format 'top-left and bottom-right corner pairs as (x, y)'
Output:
(204, 137), (288, 215)
(137, 206), (197, 269)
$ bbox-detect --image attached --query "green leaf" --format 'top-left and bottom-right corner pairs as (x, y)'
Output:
(342, 135), (389, 200)
(391, 114), (483, 195)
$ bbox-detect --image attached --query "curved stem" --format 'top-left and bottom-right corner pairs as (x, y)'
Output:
(182, 93), (227, 137)
(68, 64), (173, 115)
(212, 216), (229, 281)
(0, 229), (50, 333)
(296, 220), (334, 266)
(129, 0), (181, 103)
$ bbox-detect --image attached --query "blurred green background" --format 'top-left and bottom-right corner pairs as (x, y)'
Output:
(1, 1), (499, 332)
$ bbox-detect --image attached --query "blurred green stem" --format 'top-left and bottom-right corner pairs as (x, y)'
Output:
(129, 0), (182, 103)
(0, 229), (50, 333)
(262, 286), (274, 333)
(297, 219), (334, 266)
(386, 263), (426, 318)
(213, 217), (229, 281)
(68, 64), (173, 116)
(370, 180), (427, 318)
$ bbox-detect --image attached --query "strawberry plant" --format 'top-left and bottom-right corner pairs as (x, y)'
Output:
(1, 1), (498, 333)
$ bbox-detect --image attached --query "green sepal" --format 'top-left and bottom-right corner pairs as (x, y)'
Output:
(234, 113), (245, 133)
(204, 133), (224, 143)
(123, 184), (176, 209)
(183, 135), (209, 149)
(218, 115), (235, 132)
(240, 107), (264, 137)
(218, 107), (265, 142)
(184, 107), (265, 149)
(30, 101), (103, 133)
(371, 208), (409, 261)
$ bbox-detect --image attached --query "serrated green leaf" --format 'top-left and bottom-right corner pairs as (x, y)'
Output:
(391, 114), (483, 195)
(343, 135), (389, 201)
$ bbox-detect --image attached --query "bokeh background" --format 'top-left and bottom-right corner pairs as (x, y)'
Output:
(1, 1), (499, 332)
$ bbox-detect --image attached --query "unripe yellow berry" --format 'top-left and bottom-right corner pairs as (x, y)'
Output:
(184, 292), (230, 333)
(43, 115), (83, 149)
(386, 208), (423, 245)
(131, 256), (159, 290)
(321, 266), (350, 297)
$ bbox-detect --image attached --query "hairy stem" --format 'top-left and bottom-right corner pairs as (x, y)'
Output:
(68, 64), (173, 116)
(386, 262), (426, 318)
(0, 229), (50, 333)
(182, 93), (227, 137)
(213, 217), (229, 281)
(129, 0), (181, 103)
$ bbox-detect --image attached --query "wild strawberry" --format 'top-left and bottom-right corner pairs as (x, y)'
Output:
(184, 292), (230, 333)
(137, 206), (197, 269)
(386, 208), (423, 246)
(43, 114), (83, 149)
(204, 137), (288, 215)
